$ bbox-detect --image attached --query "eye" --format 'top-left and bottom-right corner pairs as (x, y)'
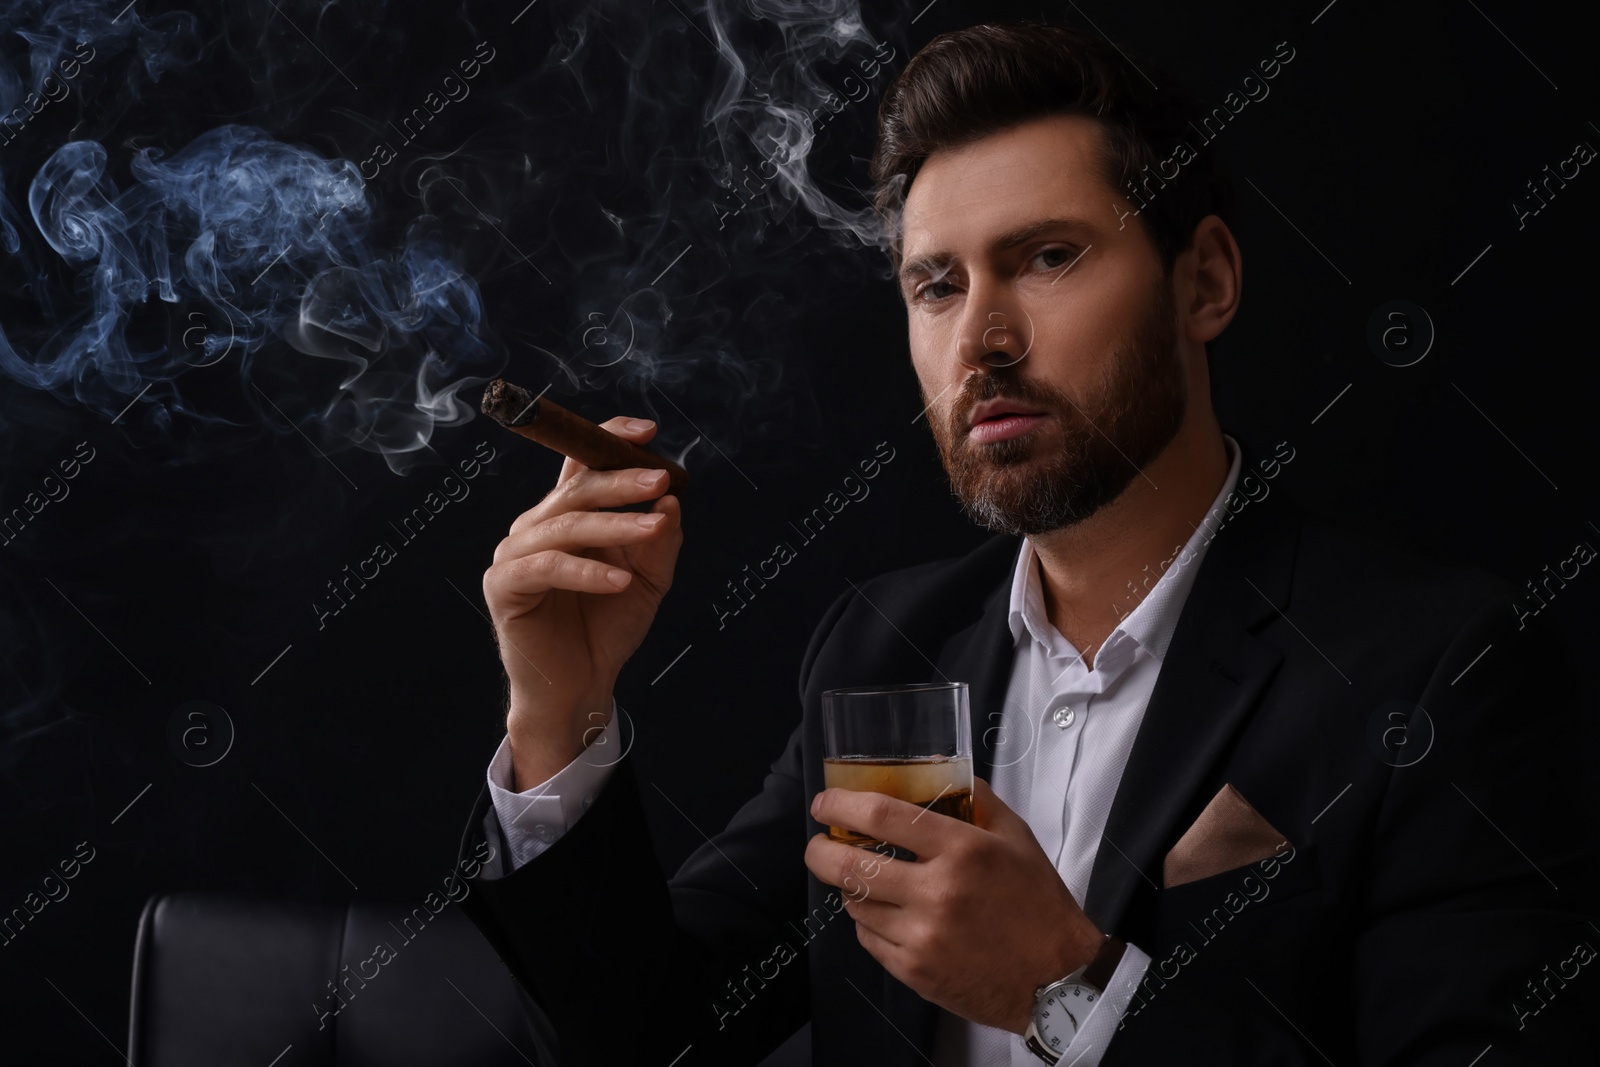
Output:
(1031, 246), (1079, 272)
(912, 276), (959, 303)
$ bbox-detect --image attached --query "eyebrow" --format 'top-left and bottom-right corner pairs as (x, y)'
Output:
(897, 215), (1098, 289)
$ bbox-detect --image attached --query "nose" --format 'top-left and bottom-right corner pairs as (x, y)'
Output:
(955, 282), (1030, 370)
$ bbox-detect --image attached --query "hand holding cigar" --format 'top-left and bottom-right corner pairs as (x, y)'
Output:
(481, 379), (689, 496)
(477, 378), (684, 791)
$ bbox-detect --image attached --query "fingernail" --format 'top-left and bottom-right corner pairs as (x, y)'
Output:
(635, 512), (664, 527)
(606, 568), (631, 587)
(625, 418), (655, 432)
(810, 792), (823, 817)
(636, 469), (665, 486)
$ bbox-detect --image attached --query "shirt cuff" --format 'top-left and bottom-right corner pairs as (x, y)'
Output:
(483, 700), (624, 873)
(1050, 940), (1151, 1067)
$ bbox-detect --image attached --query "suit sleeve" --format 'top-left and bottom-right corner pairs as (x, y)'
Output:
(453, 586), (859, 1067)
(1350, 588), (1600, 1064)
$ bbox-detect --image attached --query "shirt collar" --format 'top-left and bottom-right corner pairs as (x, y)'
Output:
(1007, 433), (1244, 664)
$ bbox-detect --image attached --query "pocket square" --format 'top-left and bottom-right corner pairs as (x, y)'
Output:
(1163, 783), (1292, 888)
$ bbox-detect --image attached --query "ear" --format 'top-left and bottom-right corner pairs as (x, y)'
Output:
(1179, 214), (1243, 348)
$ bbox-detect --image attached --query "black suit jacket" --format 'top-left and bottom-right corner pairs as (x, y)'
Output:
(455, 439), (1600, 1066)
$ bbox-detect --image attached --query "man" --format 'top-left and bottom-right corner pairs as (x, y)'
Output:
(456, 20), (1599, 1067)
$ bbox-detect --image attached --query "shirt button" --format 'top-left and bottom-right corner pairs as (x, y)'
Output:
(1051, 705), (1076, 729)
(581, 792), (596, 811)
(532, 824), (556, 843)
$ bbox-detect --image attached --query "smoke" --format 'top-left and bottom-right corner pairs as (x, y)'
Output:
(0, 0), (904, 472)
(2, 0), (498, 475)
(8, 125), (497, 468)
(0, 0), (915, 805)
(702, 0), (891, 244)
(0, 0), (195, 115)
(422, 0), (903, 445)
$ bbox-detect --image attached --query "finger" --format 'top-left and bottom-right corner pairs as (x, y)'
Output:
(562, 492), (683, 593)
(555, 415), (659, 486)
(509, 467), (671, 536)
(804, 833), (912, 905)
(646, 491), (680, 523)
(494, 509), (670, 565)
(484, 548), (635, 601)
(843, 895), (907, 948)
(619, 492), (683, 583)
(811, 787), (967, 860)
(853, 917), (906, 962)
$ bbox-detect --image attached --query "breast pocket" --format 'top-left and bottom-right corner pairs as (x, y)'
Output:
(1151, 843), (1322, 939)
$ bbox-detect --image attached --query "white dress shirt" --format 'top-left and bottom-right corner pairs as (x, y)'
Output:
(932, 434), (1241, 1065)
(482, 434), (1243, 1067)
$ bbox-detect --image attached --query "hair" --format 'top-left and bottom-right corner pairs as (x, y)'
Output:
(869, 21), (1236, 277)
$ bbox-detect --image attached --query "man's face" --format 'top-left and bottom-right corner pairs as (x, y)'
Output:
(897, 113), (1189, 536)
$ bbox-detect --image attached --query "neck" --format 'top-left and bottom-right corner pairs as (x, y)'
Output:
(1027, 407), (1229, 668)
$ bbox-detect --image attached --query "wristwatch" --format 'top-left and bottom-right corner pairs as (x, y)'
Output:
(1023, 934), (1127, 1063)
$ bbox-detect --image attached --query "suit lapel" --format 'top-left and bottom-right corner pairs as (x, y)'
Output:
(868, 454), (1302, 1061)
(876, 539), (1020, 1065)
(1081, 478), (1300, 933)
(950, 547), (1024, 786)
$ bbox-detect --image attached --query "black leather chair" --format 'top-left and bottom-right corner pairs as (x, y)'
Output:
(128, 892), (553, 1065)
(129, 892), (812, 1065)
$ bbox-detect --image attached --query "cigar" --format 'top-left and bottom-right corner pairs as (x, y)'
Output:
(480, 378), (689, 495)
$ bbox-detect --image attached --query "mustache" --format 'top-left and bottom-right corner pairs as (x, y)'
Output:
(948, 373), (1065, 428)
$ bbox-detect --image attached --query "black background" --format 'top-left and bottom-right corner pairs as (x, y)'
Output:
(1, 0), (1597, 1061)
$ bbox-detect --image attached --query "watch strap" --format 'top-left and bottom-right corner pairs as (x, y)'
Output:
(1080, 933), (1126, 993)
(1023, 1025), (1062, 1063)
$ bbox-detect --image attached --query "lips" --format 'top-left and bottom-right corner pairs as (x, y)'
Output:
(965, 396), (1050, 445)
(968, 397), (1047, 427)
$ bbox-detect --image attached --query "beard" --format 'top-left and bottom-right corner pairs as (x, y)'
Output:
(926, 268), (1188, 537)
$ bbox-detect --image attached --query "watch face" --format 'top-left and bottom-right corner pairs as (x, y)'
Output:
(1034, 982), (1098, 1052)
